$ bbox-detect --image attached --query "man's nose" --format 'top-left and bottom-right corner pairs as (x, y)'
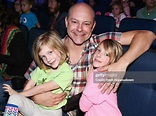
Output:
(77, 23), (83, 32)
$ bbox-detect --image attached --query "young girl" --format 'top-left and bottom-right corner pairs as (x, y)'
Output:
(105, 1), (126, 29)
(79, 39), (123, 116)
(3, 31), (73, 116)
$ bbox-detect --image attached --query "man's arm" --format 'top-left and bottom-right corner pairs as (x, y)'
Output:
(120, 30), (155, 66)
(98, 30), (156, 94)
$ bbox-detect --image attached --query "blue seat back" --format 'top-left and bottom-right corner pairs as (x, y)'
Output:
(118, 18), (156, 49)
(18, 24), (29, 45)
(118, 46), (156, 116)
(28, 27), (47, 55)
(93, 15), (116, 34)
(118, 18), (156, 34)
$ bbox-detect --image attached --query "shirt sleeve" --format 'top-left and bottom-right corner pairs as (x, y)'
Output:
(31, 12), (39, 24)
(53, 64), (73, 90)
(30, 67), (40, 83)
(80, 71), (117, 111)
(79, 93), (93, 112)
(79, 72), (99, 111)
(97, 32), (122, 43)
(24, 61), (37, 80)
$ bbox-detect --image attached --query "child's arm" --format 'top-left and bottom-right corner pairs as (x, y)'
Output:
(19, 80), (59, 97)
(79, 93), (93, 112)
(36, 22), (40, 28)
(3, 84), (18, 95)
(80, 71), (108, 112)
(23, 78), (36, 91)
(2, 78), (36, 95)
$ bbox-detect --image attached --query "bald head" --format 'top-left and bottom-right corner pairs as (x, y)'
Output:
(68, 2), (95, 21)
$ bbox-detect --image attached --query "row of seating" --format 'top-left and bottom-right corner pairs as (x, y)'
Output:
(93, 15), (156, 49)
(93, 15), (156, 34)
(19, 16), (156, 53)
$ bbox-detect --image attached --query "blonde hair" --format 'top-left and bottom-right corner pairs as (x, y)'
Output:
(94, 39), (123, 65)
(32, 31), (68, 70)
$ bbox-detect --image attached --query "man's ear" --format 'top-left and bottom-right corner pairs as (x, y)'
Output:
(91, 21), (96, 32)
(65, 17), (68, 28)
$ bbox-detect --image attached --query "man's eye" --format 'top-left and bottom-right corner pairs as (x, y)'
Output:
(71, 20), (77, 24)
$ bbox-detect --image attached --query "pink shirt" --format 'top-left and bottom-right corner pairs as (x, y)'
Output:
(79, 70), (122, 116)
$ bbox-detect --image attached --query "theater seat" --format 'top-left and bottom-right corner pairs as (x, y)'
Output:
(117, 46), (156, 116)
(118, 18), (156, 49)
(27, 27), (47, 55)
(93, 15), (116, 34)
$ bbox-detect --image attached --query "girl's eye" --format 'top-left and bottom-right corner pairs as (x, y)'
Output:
(40, 55), (45, 60)
(96, 48), (101, 52)
(49, 51), (53, 54)
(105, 53), (109, 56)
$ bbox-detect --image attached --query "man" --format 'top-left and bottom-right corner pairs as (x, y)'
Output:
(25, 2), (156, 116)
(136, 0), (156, 20)
(47, 0), (72, 38)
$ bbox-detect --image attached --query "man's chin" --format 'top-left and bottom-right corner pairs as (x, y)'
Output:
(71, 39), (88, 46)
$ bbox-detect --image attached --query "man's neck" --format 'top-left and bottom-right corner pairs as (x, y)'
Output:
(147, 6), (156, 12)
(54, 11), (59, 18)
(65, 36), (84, 50)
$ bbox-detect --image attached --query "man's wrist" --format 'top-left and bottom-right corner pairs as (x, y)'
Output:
(118, 57), (130, 70)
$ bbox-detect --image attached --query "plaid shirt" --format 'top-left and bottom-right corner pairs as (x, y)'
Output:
(24, 32), (121, 116)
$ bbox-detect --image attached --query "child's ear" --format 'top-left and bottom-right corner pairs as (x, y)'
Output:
(29, 4), (33, 9)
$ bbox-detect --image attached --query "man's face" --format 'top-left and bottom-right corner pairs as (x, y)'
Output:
(145, 0), (156, 8)
(65, 4), (96, 45)
(48, 0), (59, 13)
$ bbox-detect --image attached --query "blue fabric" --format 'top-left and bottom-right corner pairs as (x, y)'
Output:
(117, 46), (156, 116)
(20, 12), (38, 31)
(93, 15), (115, 34)
(62, 112), (69, 116)
(77, 0), (84, 3)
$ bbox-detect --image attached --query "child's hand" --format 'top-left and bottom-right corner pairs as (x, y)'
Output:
(3, 84), (18, 95)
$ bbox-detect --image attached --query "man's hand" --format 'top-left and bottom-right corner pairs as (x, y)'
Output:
(31, 91), (66, 107)
(97, 61), (126, 94)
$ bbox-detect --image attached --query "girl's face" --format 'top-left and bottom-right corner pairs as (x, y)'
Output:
(14, 0), (22, 14)
(93, 44), (110, 68)
(39, 45), (61, 69)
(112, 5), (122, 17)
(21, 0), (32, 13)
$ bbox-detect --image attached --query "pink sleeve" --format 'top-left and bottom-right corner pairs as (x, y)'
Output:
(79, 71), (105, 111)
(79, 93), (93, 112)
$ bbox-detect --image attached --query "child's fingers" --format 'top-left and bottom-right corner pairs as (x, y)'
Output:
(3, 84), (11, 88)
